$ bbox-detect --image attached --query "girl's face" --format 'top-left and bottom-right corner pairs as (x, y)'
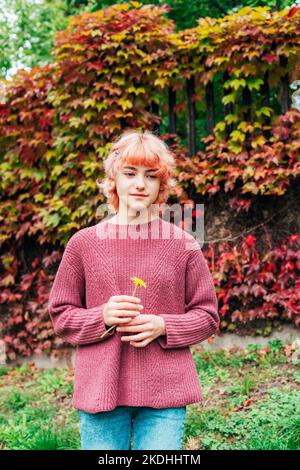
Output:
(115, 164), (161, 213)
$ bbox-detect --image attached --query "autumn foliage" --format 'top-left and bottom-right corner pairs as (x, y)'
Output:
(0, 3), (299, 360)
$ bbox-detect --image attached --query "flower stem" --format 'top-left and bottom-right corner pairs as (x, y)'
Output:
(100, 286), (138, 339)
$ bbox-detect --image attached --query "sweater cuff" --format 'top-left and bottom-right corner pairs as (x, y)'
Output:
(157, 313), (187, 349)
(156, 312), (217, 349)
(78, 305), (116, 344)
(51, 304), (115, 346)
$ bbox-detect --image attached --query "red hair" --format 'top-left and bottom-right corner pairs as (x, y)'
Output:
(97, 129), (177, 214)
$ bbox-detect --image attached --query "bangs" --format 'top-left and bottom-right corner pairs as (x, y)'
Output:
(115, 139), (165, 177)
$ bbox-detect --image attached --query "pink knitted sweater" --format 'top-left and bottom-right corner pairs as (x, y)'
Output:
(48, 217), (219, 413)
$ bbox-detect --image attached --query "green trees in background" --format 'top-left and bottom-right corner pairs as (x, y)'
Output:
(0, 0), (297, 80)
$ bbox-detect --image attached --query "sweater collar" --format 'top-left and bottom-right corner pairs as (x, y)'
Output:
(103, 216), (161, 238)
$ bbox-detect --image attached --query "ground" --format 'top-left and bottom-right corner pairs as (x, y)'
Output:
(0, 339), (299, 450)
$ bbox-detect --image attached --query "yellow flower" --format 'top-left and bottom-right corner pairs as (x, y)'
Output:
(130, 276), (147, 289)
(100, 275), (147, 338)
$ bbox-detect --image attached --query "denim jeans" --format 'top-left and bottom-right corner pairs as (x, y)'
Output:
(77, 405), (187, 450)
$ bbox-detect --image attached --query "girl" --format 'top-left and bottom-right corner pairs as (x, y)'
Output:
(48, 129), (219, 450)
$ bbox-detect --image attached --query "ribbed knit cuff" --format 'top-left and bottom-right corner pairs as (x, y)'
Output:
(157, 313), (185, 349)
(76, 305), (116, 344)
(157, 312), (217, 349)
(50, 304), (115, 346)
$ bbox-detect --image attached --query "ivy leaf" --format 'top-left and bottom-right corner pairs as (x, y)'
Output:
(225, 114), (239, 124)
(256, 107), (273, 117)
(230, 130), (246, 142)
(222, 92), (237, 105)
(119, 99), (133, 111)
(231, 79), (247, 91)
(47, 214), (60, 228)
(228, 141), (243, 154)
(246, 77), (264, 91)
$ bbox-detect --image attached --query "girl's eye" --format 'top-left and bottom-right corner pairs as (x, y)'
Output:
(124, 173), (157, 179)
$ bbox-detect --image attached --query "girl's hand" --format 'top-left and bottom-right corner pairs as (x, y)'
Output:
(116, 314), (166, 348)
(103, 295), (144, 327)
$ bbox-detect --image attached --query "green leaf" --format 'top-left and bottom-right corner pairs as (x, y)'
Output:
(83, 99), (96, 109)
(214, 121), (226, 132)
(231, 79), (246, 91)
(222, 92), (237, 105)
(225, 114), (239, 124)
(230, 130), (246, 142)
(228, 141), (243, 154)
(96, 102), (108, 112)
(255, 107), (273, 117)
(33, 169), (46, 182)
(47, 213), (60, 228)
(69, 117), (82, 128)
(119, 99), (133, 111)
(247, 77), (264, 91)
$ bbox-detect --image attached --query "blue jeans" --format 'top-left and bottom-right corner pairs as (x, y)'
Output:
(77, 405), (187, 450)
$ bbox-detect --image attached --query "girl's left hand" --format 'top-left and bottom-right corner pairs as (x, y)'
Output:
(116, 314), (166, 348)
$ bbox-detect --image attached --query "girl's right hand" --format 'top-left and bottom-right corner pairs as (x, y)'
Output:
(103, 295), (144, 327)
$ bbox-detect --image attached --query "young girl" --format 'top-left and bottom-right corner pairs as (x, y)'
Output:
(48, 129), (219, 450)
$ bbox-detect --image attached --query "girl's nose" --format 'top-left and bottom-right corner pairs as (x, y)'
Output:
(135, 176), (145, 188)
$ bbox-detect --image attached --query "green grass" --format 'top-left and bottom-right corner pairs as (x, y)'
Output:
(0, 365), (78, 450)
(0, 338), (299, 450)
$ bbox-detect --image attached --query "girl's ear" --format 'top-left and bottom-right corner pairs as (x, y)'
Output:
(109, 177), (116, 188)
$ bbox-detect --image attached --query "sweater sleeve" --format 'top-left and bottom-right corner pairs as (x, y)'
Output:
(157, 245), (219, 349)
(48, 232), (115, 346)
